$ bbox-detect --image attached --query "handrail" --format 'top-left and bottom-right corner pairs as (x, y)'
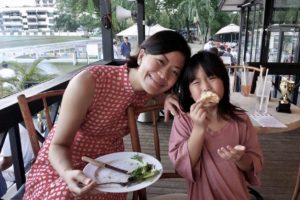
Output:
(0, 60), (118, 133)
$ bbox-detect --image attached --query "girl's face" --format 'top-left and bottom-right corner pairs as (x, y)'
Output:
(136, 49), (186, 95)
(189, 65), (224, 106)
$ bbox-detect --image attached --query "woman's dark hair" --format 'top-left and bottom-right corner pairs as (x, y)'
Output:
(126, 30), (191, 68)
(177, 51), (244, 121)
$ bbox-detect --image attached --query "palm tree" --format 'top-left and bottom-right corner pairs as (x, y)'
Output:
(2, 59), (55, 96)
(178, 0), (215, 43)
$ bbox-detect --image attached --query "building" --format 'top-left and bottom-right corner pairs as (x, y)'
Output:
(0, 0), (58, 34)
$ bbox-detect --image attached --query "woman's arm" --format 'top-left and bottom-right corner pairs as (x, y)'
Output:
(48, 70), (96, 195)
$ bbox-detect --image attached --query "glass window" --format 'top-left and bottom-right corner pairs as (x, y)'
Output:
(281, 32), (299, 63)
(251, 4), (263, 62)
(245, 8), (255, 63)
(239, 11), (247, 63)
(274, 0), (300, 8)
(268, 32), (280, 62)
(239, 3), (264, 64)
(272, 0), (300, 25)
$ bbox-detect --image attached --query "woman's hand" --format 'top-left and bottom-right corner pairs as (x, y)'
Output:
(217, 145), (245, 162)
(163, 93), (181, 122)
(63, 169), (97, 197)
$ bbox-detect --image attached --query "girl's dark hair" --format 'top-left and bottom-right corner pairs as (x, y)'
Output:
(126, 30), (191, 68)
(177, 50), (244, 121)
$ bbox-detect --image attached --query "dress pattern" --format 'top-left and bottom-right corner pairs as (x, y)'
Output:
(23, 65), (149, 200)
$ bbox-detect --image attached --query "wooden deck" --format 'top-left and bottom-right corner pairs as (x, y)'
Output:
(124, 117), (300, 200)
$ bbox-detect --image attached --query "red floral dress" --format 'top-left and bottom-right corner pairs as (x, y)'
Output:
(23, 65), (149, 200)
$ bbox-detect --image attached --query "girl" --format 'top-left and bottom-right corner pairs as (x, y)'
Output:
(169, 51), (263, 200)
(23, 30), (191, 200)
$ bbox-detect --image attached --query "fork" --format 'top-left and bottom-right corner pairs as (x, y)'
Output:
(97, 181), (132, 187)
(78, 181), (132, 188)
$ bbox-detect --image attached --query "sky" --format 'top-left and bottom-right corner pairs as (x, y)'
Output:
(0, 0), (35, 8)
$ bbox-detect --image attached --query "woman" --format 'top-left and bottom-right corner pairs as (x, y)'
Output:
(23, 30), (191, 200)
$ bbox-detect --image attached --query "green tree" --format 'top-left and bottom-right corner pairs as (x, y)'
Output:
(57, 0), (100, 16)
(79, 13), (100, 33)
(6, 59), (55, 91)
(54, 13), (80, 32)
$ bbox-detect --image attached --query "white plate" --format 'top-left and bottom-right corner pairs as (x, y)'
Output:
(83, 152), (163, 193)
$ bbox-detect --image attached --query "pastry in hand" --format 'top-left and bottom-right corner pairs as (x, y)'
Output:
(197, 91), (220, 104)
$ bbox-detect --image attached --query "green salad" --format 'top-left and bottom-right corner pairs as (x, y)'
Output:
(128, 154), (160, 182)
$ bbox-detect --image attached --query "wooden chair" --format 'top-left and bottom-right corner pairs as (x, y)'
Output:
(127, 102), (187, 200)
(17, 89), (65, 158)
(292, 164), (300, 200)
(226, 65), (265, 94)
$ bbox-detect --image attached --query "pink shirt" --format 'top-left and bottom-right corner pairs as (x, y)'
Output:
(169, 112), (263, 200)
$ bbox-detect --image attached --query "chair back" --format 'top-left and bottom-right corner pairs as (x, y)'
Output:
(17, 89), (65, 158)
(127, 102), (183, 200)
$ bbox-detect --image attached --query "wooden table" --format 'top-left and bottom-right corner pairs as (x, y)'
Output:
(231, 92), (300, 134)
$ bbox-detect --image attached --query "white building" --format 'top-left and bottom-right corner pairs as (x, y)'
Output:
(0, 0), (58, 33)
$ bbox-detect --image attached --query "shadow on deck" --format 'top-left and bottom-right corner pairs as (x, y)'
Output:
(124, 117), (300, 200)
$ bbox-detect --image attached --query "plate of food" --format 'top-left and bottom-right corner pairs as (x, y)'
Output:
(82, 152), (163, 193)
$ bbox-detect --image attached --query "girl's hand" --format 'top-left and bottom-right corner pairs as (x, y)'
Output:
(217, 145), (246, 162)
(164, 93), (181, 122)
(190, 101), (208, 128)
(63, 169), (97, 197)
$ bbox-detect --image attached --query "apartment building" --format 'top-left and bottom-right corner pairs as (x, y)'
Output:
(0, 0), (58, 33)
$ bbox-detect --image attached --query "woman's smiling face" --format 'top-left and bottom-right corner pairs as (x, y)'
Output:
(136, 49), (186, 95)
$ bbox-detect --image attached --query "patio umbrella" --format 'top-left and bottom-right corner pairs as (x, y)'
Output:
(215, 24), (240, 35)
(116, 23), (150, 36)
(215, 23), (240, 43)
(147, 24), (174, 36)
(116, 23), (173, 37)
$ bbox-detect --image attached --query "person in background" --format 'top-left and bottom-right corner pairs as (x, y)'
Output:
(207, 47), (219, 56)
(23, 30), (191, 200)
(113, 40), (121, 59)
(0, 124), (34, 183)
(223, 47), (236, 65)
(203, 38), (214, 50)
(169, 51), (263, 199)
(120, 36), (131, 59)
(218, 45), (226, 56)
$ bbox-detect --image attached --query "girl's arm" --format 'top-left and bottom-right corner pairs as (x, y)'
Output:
(48, 70), (96, 196)
(169, 102), (208, 181)
(187, 125), (205, 167)
(235, 154), (254, 171)
(187, 102), (208, 167)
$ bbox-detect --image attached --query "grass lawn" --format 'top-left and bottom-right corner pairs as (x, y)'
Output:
(0, 36), (86, 49)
